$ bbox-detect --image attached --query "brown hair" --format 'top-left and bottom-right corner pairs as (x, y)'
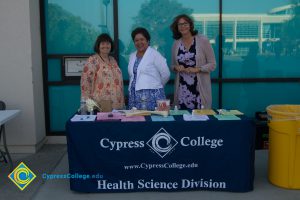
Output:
(170, 14), (198, 40)
(93, 33), (114, 53)
(131, 27), (151, 42)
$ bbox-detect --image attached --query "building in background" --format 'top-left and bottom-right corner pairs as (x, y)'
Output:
(193, 4), (295, 56)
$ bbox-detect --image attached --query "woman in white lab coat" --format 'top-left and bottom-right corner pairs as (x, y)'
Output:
(128, 27), (170, 110)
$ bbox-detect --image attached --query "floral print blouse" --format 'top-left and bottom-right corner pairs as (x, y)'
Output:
(80, 54), (124, 109)
(177, 38), (201, 109)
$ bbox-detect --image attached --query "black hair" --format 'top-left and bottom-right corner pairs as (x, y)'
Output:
(93, 33), (114, 53)
(170, 14), (198, 40)
(131, 27), (151, 42)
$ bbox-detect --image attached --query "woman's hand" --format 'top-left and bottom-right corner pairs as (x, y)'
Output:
(185, 67), (200, 74)
(174, 66), (201, 73)
(174, 65), (185, 72)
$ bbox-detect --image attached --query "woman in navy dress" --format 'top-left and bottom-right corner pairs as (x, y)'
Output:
(170, 14), (216, 109)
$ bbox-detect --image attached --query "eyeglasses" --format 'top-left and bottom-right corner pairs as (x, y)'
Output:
(177, 22), (189, 27)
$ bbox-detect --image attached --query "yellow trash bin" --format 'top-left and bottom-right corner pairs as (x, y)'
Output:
(266, 105), (300, 189)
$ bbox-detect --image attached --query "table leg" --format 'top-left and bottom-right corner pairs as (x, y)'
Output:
(0, 149), (8, 162)
(0, 126), (7, 162)
(1, 126), (13, 172)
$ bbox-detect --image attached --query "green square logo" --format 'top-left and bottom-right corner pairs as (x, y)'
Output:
(8, 162), (36, 191)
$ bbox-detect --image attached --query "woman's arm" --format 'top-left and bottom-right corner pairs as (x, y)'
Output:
(171, 41), (179, 72)
(80, 57), (96, 99)
(154, 52), (170, 85)
(198, 37), (216, 73)
(127, 54), (134, 79)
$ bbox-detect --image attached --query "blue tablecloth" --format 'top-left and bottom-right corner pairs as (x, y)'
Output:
(66, 115), (255, 193)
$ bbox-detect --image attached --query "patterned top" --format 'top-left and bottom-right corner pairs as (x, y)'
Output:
(171, 34), (216, 109)
(177, 38), (201, 109)
(128, 57), (166, 110)
(80, 54), (124, 109)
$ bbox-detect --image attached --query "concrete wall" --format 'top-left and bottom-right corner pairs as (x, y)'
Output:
(0, 0), (46, 153)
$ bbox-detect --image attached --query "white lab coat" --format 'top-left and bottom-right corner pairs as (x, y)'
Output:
(128, 46), (170, 92)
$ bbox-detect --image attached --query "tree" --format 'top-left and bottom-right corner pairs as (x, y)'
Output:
(129, 0), (193, 62)
(280, 0), (300, 56)
(47, 3), (99, 54)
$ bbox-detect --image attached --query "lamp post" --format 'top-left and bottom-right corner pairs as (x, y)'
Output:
(103, 0), (110, 31)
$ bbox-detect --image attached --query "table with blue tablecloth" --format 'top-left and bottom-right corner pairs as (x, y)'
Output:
(66, 115), (255, 193)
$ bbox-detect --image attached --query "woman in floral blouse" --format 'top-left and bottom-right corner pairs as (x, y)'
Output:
(81, 33), (124, 110)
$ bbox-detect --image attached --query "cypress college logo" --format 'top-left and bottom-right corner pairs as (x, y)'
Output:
(8, 162), (36, 191)
(147, 128), (178, 158)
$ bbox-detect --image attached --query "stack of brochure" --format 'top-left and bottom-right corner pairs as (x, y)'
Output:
(183, 114), (209, 121)
(216, 109), (244, 115)
(70, 115), (96, 122)
(97, 112), (123, 121)
(192, 109), (216, 115)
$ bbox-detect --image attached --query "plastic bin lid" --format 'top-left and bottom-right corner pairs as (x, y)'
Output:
(266, 104), (300, 119)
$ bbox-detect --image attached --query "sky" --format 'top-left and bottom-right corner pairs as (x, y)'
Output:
(48, 0), (291, 25)
(118, 0), (290, 44)
(221, 0), (289, 13)
(49, 0), (114, 33)
(48, 0), (291, 45)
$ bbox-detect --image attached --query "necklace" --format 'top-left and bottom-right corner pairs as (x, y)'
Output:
(182, 36), (194, 50)
(99, 54), (110, 64)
